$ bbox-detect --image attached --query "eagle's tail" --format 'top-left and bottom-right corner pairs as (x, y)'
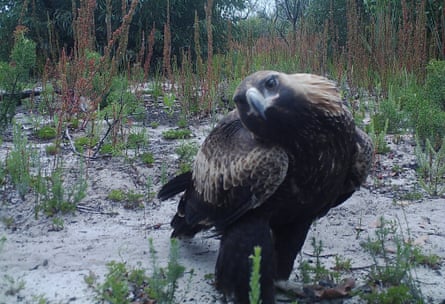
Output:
(157, 171), (207, 238)
(157, 171), (192, 200)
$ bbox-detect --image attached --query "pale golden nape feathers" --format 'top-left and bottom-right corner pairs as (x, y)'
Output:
(285, 73), (345, 116)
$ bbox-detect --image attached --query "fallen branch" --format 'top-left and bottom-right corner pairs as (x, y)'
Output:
(92, 110), (122, 158)
(64, 128), (111, 159)
(0, 88), (42, 102)
(145, 222), (170, 230)
(76, 204), (119, 215)
(64, 94), (124, 159)
(64, 128), (82, 156)
(302, 251), (336, 258)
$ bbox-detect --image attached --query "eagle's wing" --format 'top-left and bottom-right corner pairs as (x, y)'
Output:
(183, 111), (288, 232)
(327, 126), (374, 212)
(352, 126), (374, 187)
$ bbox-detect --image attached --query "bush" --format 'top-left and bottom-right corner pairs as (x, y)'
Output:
(398, 60), (445, 146)
(424, 60), (445, 110)
(414, 99), (445, 147)
(373, 85), (408, 134)
(0, 27), (36, 128)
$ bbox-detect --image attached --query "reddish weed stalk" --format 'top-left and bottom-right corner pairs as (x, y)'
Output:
(44, 0), (139, 153)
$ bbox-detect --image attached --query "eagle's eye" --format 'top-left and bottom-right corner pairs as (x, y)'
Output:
(264, 76), (278, 90)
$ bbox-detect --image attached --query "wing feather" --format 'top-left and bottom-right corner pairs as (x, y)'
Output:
(189, 111), (288, 230)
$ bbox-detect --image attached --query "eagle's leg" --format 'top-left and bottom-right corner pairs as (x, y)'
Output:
(215, 214), (276, 304)
(272, 219), (312, 280)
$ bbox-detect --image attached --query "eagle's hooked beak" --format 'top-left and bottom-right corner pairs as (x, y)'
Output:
(246, 87), (277, 120)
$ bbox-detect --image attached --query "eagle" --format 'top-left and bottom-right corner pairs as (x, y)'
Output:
(158, 71), (373, 304)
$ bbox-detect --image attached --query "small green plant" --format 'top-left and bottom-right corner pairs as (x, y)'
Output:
(84, 271), (97, 287)
(150, 121), (160, 128)
(398, 191), (423, 201)
(3, 274), (25, 297)
(333, 255), (352, 272)
(74, 136), (98, 152)
(87, 238), (187, 303)
(367, 117), (390, 154)
(415, 137), (445, 196)
(147, 238), (186, 303)
(360, 216), (424, 302)
(361, 284), (420, 304)
(0, 235), (6, 252)
(249, 246), (262, 304)
(5, 122), (36, 198)
(1, 216), (15, 230)
(36, 125), (57, 140)
(409, 246), (442, 269)
(35, 160), (87, 217)
(391, 164), (402, 175)
(298, 237), (339, 284)
(140, 152), (154, 166)
(107, 189), (126, 202)
(160, 162), (168, 185)
(145, 175), (155, 200)
(298, 260), (313, 284)
(32, 295), (50, 304)
(45, 144), (58, 155)
(107, 189), (144, 209)
(311, 237), (336, 282)
(99, 143), (114, 155)
(131, 103), (147, 122)
(163, 92), (176, 117)
(51, 217), (64, 231)
(68, 118), (80, 129)
(162, 128), (192, 140)
(127, 131), (148, 150)
(175, 142), (198, 173)
(124, 190), (144, 209)
(150, 74), (163, 101)
(95, 261), (135, 304)
(177, 115), (188, 128)
(362, 218), (407, 285)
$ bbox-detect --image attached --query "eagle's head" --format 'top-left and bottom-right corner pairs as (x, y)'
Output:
(233, 71), (350, 143)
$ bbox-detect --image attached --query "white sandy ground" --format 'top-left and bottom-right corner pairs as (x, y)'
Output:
(1, 191), (445, 304)
(0, 116), (444, 303)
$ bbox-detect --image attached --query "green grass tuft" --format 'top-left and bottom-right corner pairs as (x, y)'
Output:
(162, 128), (192, 140)
(36, 126), (57, 140)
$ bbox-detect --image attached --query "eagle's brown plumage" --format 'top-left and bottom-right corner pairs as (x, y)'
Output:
(158, 71), (373, 304)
